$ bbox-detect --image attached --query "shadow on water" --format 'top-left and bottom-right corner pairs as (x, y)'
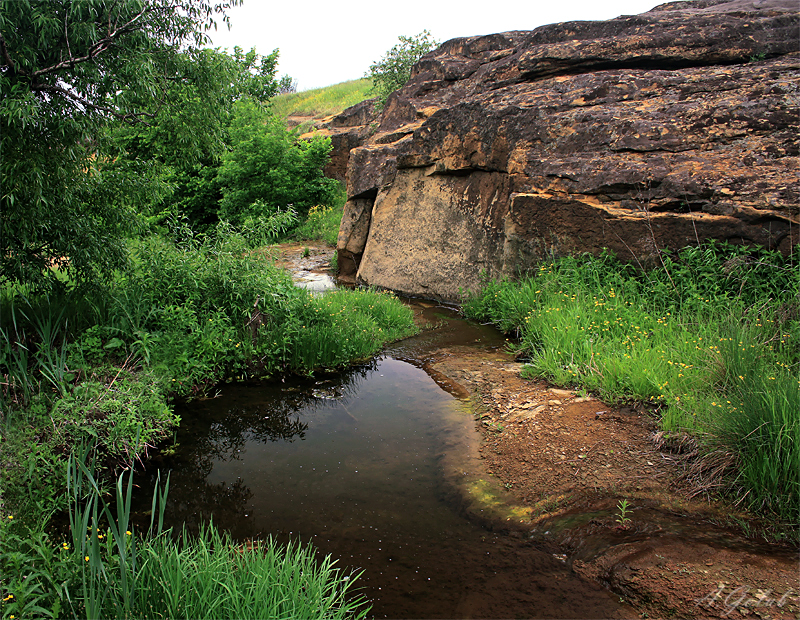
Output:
(132, 308), (634, 618)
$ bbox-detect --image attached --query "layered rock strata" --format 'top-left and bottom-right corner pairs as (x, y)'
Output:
(302, 99), (378, 182)
(335, 0), (799, 300)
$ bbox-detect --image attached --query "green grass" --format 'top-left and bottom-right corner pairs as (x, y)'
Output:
(0, 450), (370, 619)
(462, 244), (799, 525)
(271, 79), (372, 125)
(1, 226), (417, 521)
(134, 529), (367, 620)
(293, 204), (344, 246)
(278, 288), (416, 371)
(0, 228), (398, 610)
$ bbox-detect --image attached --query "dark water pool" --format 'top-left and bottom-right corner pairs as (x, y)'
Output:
(133, 310), (631, 618)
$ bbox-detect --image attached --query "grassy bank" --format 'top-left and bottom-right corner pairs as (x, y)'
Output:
(272, 79), (372, 122)
(463, 243), (799, 527)
(0, 220), (414, 617)
(1, 450), (369, 619)
(293, 204), (345, 246)
(1, 225), (415, 518)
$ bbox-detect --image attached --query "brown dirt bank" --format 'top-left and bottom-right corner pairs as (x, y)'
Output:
(425, 342), (799, 619)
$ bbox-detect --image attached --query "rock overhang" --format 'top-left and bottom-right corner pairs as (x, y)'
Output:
(333, 0), (799, 300)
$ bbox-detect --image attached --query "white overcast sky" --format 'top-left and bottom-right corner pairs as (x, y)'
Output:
(207, 0), (680, 91)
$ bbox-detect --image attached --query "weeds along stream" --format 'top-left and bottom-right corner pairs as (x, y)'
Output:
(3, 241), (795, 618)
(129, 306), (635, 619)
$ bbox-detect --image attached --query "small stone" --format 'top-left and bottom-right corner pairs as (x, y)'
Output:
(548, 399), (562, 406)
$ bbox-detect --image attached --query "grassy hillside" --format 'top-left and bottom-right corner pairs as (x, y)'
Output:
(272, 79), (372, 128)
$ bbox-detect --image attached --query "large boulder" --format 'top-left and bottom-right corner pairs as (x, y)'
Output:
(336, 0), (799, 300)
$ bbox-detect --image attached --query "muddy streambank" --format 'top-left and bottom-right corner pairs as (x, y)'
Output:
(273, 243), (800, 618)
(422, 344), (799, 619)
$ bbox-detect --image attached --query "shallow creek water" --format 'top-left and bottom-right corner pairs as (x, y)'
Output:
(132, 305), (633, 618)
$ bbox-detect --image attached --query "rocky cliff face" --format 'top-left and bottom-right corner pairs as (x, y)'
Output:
(306, 99), (378, 182)
(336, 0), (799, 300)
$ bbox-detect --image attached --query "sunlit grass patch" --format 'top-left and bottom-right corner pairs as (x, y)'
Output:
(294, 204), (344, 246)
(271, 79), (372, 124)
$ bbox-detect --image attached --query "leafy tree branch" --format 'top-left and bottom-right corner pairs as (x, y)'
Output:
(0, 0), (242, 291)
(366, 30), (439, 109)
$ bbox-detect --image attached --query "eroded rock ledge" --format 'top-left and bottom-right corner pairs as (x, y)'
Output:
(334, 0), (799, 300)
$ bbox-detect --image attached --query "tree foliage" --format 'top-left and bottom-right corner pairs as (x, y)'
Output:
(366, 30), (439, 109)
(107, 47), (324, 231)
(108, 45), (285, 230)
(0, 0), (240, 291)
(112, 46), (282, 169)
(216, 100), (340, 224)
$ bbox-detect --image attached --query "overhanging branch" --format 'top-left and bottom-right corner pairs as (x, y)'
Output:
(32, 5), (154, 79)
(34, 82), (156, 125)
(0, 32), (16, 73)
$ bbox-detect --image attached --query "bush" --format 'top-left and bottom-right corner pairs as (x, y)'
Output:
(366, 31), (439, 109)
(216, 100), (340, 223)
(1, 227), (418, 520)
(239, 208), (299, 247)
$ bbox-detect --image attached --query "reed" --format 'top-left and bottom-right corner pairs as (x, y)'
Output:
(0, 446), (370, 619)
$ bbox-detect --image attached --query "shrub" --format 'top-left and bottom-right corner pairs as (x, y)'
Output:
(1, 228), (418, 521)
(366, 31), (439, 109)
(216, 100), (340, 222)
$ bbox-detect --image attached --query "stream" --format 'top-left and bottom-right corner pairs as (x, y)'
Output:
(131, 294), (635, 618)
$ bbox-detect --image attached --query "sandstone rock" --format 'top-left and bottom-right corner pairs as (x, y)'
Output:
(300, 98), (378, 182)
(335, 0), (799, 300)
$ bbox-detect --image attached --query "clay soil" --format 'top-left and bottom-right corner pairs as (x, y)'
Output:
(275, 244), (799, 619)
(428, 344), (799, 620)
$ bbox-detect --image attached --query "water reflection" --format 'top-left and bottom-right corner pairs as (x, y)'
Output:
(137, 363), (381, 531)
(133, 351), (628, 618)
